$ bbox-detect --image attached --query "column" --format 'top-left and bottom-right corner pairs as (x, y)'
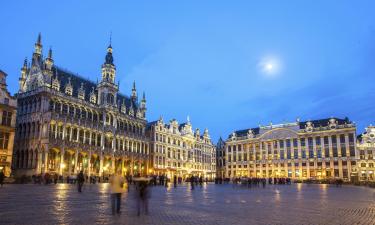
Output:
(43, 149), (49, 173)
(37, 150), (43, 174)
(88, 150), (92, 178)
(130, 157), (134, 176)
(225, 145), (229, 178)
(59, 148), (65, 175)
(74, 149), (79, 174)
(111, 155), (115, 174)
(99, 153), (103, 177)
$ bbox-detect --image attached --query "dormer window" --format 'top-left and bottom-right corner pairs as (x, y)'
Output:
(90, 92), (96, 104)
(78, 83), (85, 100)
(65, 77), (73, 96)
(52, 77), (60, 91)
(89, 87), (96, 104)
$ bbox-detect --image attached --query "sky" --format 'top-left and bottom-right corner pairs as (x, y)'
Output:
(1, 1), (375, 143)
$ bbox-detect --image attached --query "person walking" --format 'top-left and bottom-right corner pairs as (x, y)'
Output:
(199, 176), (203, 187)
(109, 171), (124, 215)
(190, 175), (195, 190)
(173, 175), (177, 188)
(54, 173), (58, 184)
(136, 179), (150, 216)
(77, 171), (85, 193)
(0, 170), (5, 187)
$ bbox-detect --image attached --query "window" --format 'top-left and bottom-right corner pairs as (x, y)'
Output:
(0, 132), (9, 149)
(332, 135), (338, 157)
(1, 111), (12, 126)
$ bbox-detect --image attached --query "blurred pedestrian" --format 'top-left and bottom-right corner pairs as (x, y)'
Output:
(136, 179), (150, 216)
(190, 175), (195, 190)
(0, 170), (5, 187)
(54, 173), (58, 184)
(77, 171), (85, 193)
(199, 176), (203, 187)
(173, 175), (177, 188)
(109, 171), (125, 215)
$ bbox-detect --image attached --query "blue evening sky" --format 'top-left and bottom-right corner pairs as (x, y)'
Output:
(1, 1), (375, 142)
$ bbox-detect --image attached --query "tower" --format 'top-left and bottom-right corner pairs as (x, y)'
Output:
(19, 58), (28, 92)
(131, 81), (137, 101)
(97, 37), (118, 106)
(140, 92), (147, 118)
(101, 39), (116, 83)
(31, 33), (43, 67)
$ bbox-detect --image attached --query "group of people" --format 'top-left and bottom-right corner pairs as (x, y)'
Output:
(109, 171), (151, 216)
(230, 177), (292, 188)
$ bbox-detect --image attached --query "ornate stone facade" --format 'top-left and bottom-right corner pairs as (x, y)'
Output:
(0, 70), (17, 177)
(357, 126), (375, 181)
(12, 34), (149, 177)
(216, 137), (225, 178)
(225, 118), (358, 181)
(147, 117), (216, 179)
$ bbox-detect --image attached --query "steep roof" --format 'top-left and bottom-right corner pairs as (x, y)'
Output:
(53, 66), (137, 111)
(298, 117), (349, 129)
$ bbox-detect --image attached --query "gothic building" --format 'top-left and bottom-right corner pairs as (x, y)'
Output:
(12, 34), (149, 177)
(0, 70), (17, 177)
(216, 137), (225, 179)
(225, 117), (358, 181)
(357, 126), (375, 181)
(147, 117), (216, 179)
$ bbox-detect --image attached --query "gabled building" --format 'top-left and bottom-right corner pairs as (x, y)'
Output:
(225, 117), (357, 181)
(147, 117), (216, 179)
(0, 70), (17, 177)
(13, 34), (149, 177)
(216, 137), (225, 178)
(357, 126), (375, 181)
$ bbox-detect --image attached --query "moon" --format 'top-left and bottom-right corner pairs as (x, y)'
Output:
(258, 57), (281, 78)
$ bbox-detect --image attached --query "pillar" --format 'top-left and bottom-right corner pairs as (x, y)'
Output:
(111, 155), (115, 174)
(74, 149), (79, 174)
(88, 150), (92, 178)
(43, 149), (49, 173)
(59, 148), (65, 175)
(99, 153), (103, 177)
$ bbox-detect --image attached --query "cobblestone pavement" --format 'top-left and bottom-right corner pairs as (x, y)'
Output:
(0, 183), (375, 225)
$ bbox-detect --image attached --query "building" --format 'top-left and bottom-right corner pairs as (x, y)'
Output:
(12, 34), (149, 178)
(147, 117), (216, 179)
(356, 126), (375, 181)
(0, 70), (17, 177)
(216, 137), (225, 178)
(225, 117), (357, 181)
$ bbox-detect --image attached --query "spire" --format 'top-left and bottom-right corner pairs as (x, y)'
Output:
(108, 32), (112, 49)
(37, 33), (42, 45)
(48, 47), (53, 59)
(34, 33), (42, 55)
(131, 81), (137, 99)
(22, 58), (28, 69)
(142, 91), (146, 101)
(105, 34), (114, 65)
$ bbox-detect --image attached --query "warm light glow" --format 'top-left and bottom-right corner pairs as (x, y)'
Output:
(258, 56), (282, 78)
(61, 163), (66, 169)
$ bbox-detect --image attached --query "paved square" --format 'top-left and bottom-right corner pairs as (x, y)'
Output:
(0, 183), (374, 225)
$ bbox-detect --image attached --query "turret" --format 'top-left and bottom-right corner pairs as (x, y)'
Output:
(101, 40), (116, 83)
(44, 47), (54, 70)
(19, 58), (28, 92)
(35, 33), (42, 55)
(32, 33), (43, 66)
(131, 81), (137, 100)
(140, 92), (146, 109)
